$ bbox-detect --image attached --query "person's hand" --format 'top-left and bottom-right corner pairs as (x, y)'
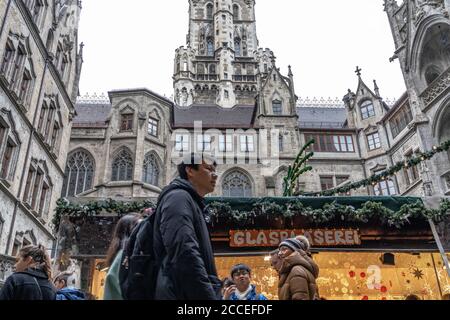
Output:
(223, 285), (236, 300)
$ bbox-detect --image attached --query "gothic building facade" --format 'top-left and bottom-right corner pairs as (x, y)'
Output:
(67, 1), (450, 209)
(0, 0), (82, 283)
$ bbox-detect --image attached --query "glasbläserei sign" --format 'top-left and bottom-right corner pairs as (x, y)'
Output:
(230, 229), (361, 248)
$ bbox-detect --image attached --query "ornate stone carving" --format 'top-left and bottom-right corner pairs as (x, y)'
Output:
(0, 255), (15, 284)
(421, 67), (450, 107)
(414, 0), (447, 26)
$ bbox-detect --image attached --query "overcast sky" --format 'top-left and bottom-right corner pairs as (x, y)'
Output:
(78, 0), (407, 102)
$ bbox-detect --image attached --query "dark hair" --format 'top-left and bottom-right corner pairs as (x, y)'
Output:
(105, 213), (141, 267)
(19, 245), (52, 280)
(177, 153), (217, 180)
(230, 263), (251, 277)
(54, 272), (74, 287)
(405, 294), (421, 300)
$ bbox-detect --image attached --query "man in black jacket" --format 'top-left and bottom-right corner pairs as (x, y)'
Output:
(153, 153), (221, 300)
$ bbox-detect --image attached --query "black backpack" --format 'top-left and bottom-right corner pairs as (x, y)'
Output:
(118, 182), (202, 300)
(118, 211), (159, 300)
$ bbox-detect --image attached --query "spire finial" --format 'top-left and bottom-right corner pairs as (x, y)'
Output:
(355, 66), (362, 77)
(373, 80), (380, 97)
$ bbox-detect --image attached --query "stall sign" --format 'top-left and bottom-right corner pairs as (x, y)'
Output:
(230, 229), (361, 248)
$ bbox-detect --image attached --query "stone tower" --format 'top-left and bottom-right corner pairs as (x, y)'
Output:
(385, 0), (450, 195)
(174, 0), (274, 108)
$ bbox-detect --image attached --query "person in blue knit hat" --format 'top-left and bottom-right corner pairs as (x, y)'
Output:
(222, 264), (268, 300)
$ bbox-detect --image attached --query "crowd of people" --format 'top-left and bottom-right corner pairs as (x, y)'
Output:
(0, 153), (447, 301)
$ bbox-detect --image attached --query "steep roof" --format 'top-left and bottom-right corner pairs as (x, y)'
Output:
(297, 107), (347, 129)
(173, 104), (255, 129)
(73, 102), (112, 127)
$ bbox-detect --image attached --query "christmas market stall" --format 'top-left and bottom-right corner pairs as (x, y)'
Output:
(53, 196), (450, 300)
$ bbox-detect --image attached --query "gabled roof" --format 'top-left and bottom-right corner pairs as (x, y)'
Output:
(173, 104), (255, 129)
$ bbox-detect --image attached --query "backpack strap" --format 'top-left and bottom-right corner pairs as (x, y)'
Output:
(32, 277), (43, 300)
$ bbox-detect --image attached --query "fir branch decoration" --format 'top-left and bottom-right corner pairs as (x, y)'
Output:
(53, 198), (155, 231)
(297, 139), (450, 197)
(55, 197), (450, 231)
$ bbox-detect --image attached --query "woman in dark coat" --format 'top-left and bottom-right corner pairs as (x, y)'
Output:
(0, 245), (56, 300)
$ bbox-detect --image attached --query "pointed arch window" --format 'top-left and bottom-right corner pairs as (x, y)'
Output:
(142, 153), (160, 186)
(62, 150), (95, 197)
(234, 39), (241, 56)
(233, 4), (239, 20)
(222, 170), (253, 197)
(207, 38), (214, 56)
(206, 3), (213, 19)
(112, 149), (133, 181)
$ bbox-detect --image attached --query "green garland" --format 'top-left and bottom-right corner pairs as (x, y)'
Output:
(297, 139), (450, 197)
(207, 198), (450, 229)
(52, 198), (155, 231)
(54, 198), (450, 230)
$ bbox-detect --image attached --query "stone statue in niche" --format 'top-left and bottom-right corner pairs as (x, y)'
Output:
(181, 89), (188, 106)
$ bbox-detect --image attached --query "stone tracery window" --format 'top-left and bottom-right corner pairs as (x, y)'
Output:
(142, 153), (160, 186)
(62, 150), (95, 197)
(112, 149), (133, 181)
(222, 170), (253, 197)
(207, 38), (214, 56)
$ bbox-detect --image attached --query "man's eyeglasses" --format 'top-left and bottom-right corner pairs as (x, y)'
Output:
(233, 270), (250, 277)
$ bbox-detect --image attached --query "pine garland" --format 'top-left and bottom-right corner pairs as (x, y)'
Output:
(53, 197), (450, 231)
(207, 198), (450, 229)
(52, 198), (155, 231)
(297, 139), (450, 197)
